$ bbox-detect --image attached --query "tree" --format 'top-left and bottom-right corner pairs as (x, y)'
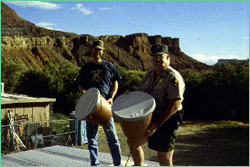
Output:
(1, 59), (26, 93)
(181, 61), (249, 121)
(14, 61), (81, 114)
(115, 65), (145, 96)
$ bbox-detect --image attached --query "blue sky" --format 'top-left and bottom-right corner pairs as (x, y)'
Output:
(4, 1), (249, 65)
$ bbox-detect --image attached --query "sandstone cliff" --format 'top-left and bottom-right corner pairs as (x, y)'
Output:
(1, 2), (211, 71)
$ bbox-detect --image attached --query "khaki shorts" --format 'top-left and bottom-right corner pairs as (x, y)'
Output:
(148, 115), (179, 152)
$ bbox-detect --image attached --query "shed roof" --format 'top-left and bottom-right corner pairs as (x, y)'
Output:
(1, 93), (56, 105)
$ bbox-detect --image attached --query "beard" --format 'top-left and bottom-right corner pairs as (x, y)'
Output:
(93, 53), (102, 59)
(154, 61), (166, 67)
(153, 59), (169, 70)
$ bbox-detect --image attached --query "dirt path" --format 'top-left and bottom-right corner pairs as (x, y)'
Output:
(76, 121), (249, 166)
(147, 121), (249, 166)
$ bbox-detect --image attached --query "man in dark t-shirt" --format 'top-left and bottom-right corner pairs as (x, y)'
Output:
(77, 40), (122, 166)
(78, 60), (121, 100)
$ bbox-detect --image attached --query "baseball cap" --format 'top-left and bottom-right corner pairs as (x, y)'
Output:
(151, 44), (168, 56)
(92, 40), (105, 50)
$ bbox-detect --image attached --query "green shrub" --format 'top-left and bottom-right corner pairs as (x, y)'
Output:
(115, 65), (145, 96)
(14, 61), (81, 115)
(1, 59), (27, 93)
(5, 59), (249, 121)
(181, 61), (249, 121)
(52, 113), (69, 120)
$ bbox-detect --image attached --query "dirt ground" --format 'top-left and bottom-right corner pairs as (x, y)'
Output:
(75, 120), (249, 166)
(2, 120), (248, 166)
(145, 121), (249, 166)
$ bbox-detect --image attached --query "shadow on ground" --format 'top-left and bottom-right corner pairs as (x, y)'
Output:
(148, 126), (249, 166)
(74, 122), (249, 166)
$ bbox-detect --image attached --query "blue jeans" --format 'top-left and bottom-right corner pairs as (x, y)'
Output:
(86, 117), (122, 166)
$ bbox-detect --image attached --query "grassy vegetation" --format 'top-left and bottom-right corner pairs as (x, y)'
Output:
(50, 113), (70, 134)
(72, 120), (249, 163)
(182, 120), (249, 129)
(52, 113), (69, 120)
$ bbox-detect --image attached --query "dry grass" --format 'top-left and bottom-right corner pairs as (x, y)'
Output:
(73, 122), (156, 159)
(73, 120), (249, 165)
(182, 120), (249, 128)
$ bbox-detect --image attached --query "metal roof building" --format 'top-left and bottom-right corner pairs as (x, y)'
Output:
(1, 92), (56, 123)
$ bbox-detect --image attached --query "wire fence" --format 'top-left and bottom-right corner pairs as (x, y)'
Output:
(1, 119), (77, 154)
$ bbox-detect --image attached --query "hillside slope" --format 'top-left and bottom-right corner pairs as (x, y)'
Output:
(1, 2), (211, 71)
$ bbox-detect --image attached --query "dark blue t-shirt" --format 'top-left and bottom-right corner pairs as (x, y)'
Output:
(77, 60), (122, 99)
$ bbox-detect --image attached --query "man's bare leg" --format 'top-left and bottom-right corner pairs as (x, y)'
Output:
(127, 138), (147, 166)
(157, 150), (174, 166)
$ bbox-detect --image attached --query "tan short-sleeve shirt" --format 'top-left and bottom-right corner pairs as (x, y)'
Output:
(140, 66), (185, 115)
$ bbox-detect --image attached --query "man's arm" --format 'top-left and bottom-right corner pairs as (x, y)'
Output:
(107, 80), (119, 105)
(144, 99), (182, 137)
(158, 99), (182, 125)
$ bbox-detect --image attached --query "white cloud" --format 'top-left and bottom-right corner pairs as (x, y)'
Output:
(36, 22), (56, 30)
(71, 3), (93, 15)
(6, 1), (61, 10)
(191, 53), (245, 65)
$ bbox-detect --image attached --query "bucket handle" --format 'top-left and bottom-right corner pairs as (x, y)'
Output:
(88, 95), (103, 121)
(100, 96), (103, 113)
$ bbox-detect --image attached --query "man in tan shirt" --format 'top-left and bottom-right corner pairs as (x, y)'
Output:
(127, 44), (185, 166)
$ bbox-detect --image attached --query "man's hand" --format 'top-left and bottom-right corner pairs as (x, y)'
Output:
(107, 98), (113, 105)
(124, 90), (130, 95)
(78, 85), (86, 94)
(144, 122), (160, 138)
